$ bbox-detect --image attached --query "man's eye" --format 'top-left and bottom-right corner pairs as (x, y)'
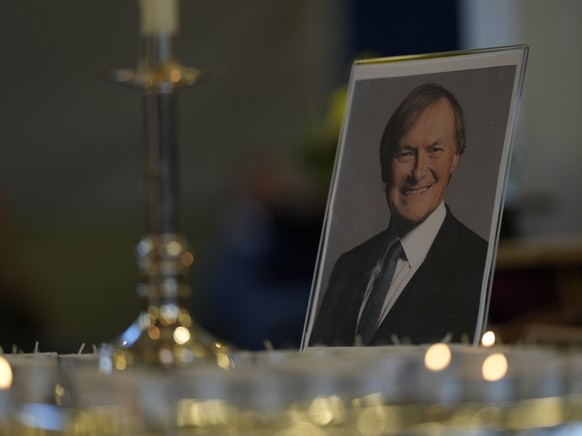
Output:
(396, 151), (413, 161)
(430, 146), (443, 154)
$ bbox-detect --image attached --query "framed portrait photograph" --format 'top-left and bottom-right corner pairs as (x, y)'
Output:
(302, 45), (528, 348)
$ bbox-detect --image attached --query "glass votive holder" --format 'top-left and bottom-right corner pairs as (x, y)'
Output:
(3, 352), (70, 433)
(68, 365), (173, 435)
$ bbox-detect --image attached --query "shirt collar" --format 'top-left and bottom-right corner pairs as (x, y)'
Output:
(397, 202), (446, 268)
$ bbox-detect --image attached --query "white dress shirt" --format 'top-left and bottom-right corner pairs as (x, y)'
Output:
(357, 202), (446, 328)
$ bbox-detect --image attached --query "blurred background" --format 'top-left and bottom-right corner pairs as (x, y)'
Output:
(1, 0), (581, 352)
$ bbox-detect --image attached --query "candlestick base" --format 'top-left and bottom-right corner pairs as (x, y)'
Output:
(99, 311), (235, 372)
(99, 234), (236, 371)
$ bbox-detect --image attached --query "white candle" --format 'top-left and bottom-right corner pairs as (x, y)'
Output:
(139, 0), (179, 35)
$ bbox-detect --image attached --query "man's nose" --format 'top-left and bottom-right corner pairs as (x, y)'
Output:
(412, 152), (428, 181)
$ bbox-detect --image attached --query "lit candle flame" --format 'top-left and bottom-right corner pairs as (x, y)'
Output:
(424, 343), (452, 371)
(482, 353), (508, 381)
(0, 356), (13, 390)
(481, 330), (496, 347)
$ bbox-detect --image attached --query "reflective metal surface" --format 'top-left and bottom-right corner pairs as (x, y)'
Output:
(100, 0), (233, 370)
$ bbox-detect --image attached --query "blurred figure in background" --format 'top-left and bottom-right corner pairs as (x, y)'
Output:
(194, 89), (345, 351)
(196, 150), (324, 350)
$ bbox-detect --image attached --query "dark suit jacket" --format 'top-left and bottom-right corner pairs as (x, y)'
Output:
(309, 207), (488, 346)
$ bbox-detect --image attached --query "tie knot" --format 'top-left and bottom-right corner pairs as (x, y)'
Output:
(386, 238), (404, 261)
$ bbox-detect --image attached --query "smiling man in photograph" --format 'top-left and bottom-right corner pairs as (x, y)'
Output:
(309, 82), (488, 346)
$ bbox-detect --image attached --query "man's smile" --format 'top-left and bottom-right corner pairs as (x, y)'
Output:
(401, 184), (432, 196)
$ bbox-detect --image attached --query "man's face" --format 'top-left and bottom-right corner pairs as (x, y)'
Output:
(386, 98), (460, 225)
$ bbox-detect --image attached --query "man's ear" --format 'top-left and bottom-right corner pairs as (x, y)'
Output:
(450, 152), (460, 174)
(447, 153), (460, 185)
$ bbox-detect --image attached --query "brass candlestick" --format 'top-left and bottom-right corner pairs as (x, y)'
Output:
(100, 0), (233, 370)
